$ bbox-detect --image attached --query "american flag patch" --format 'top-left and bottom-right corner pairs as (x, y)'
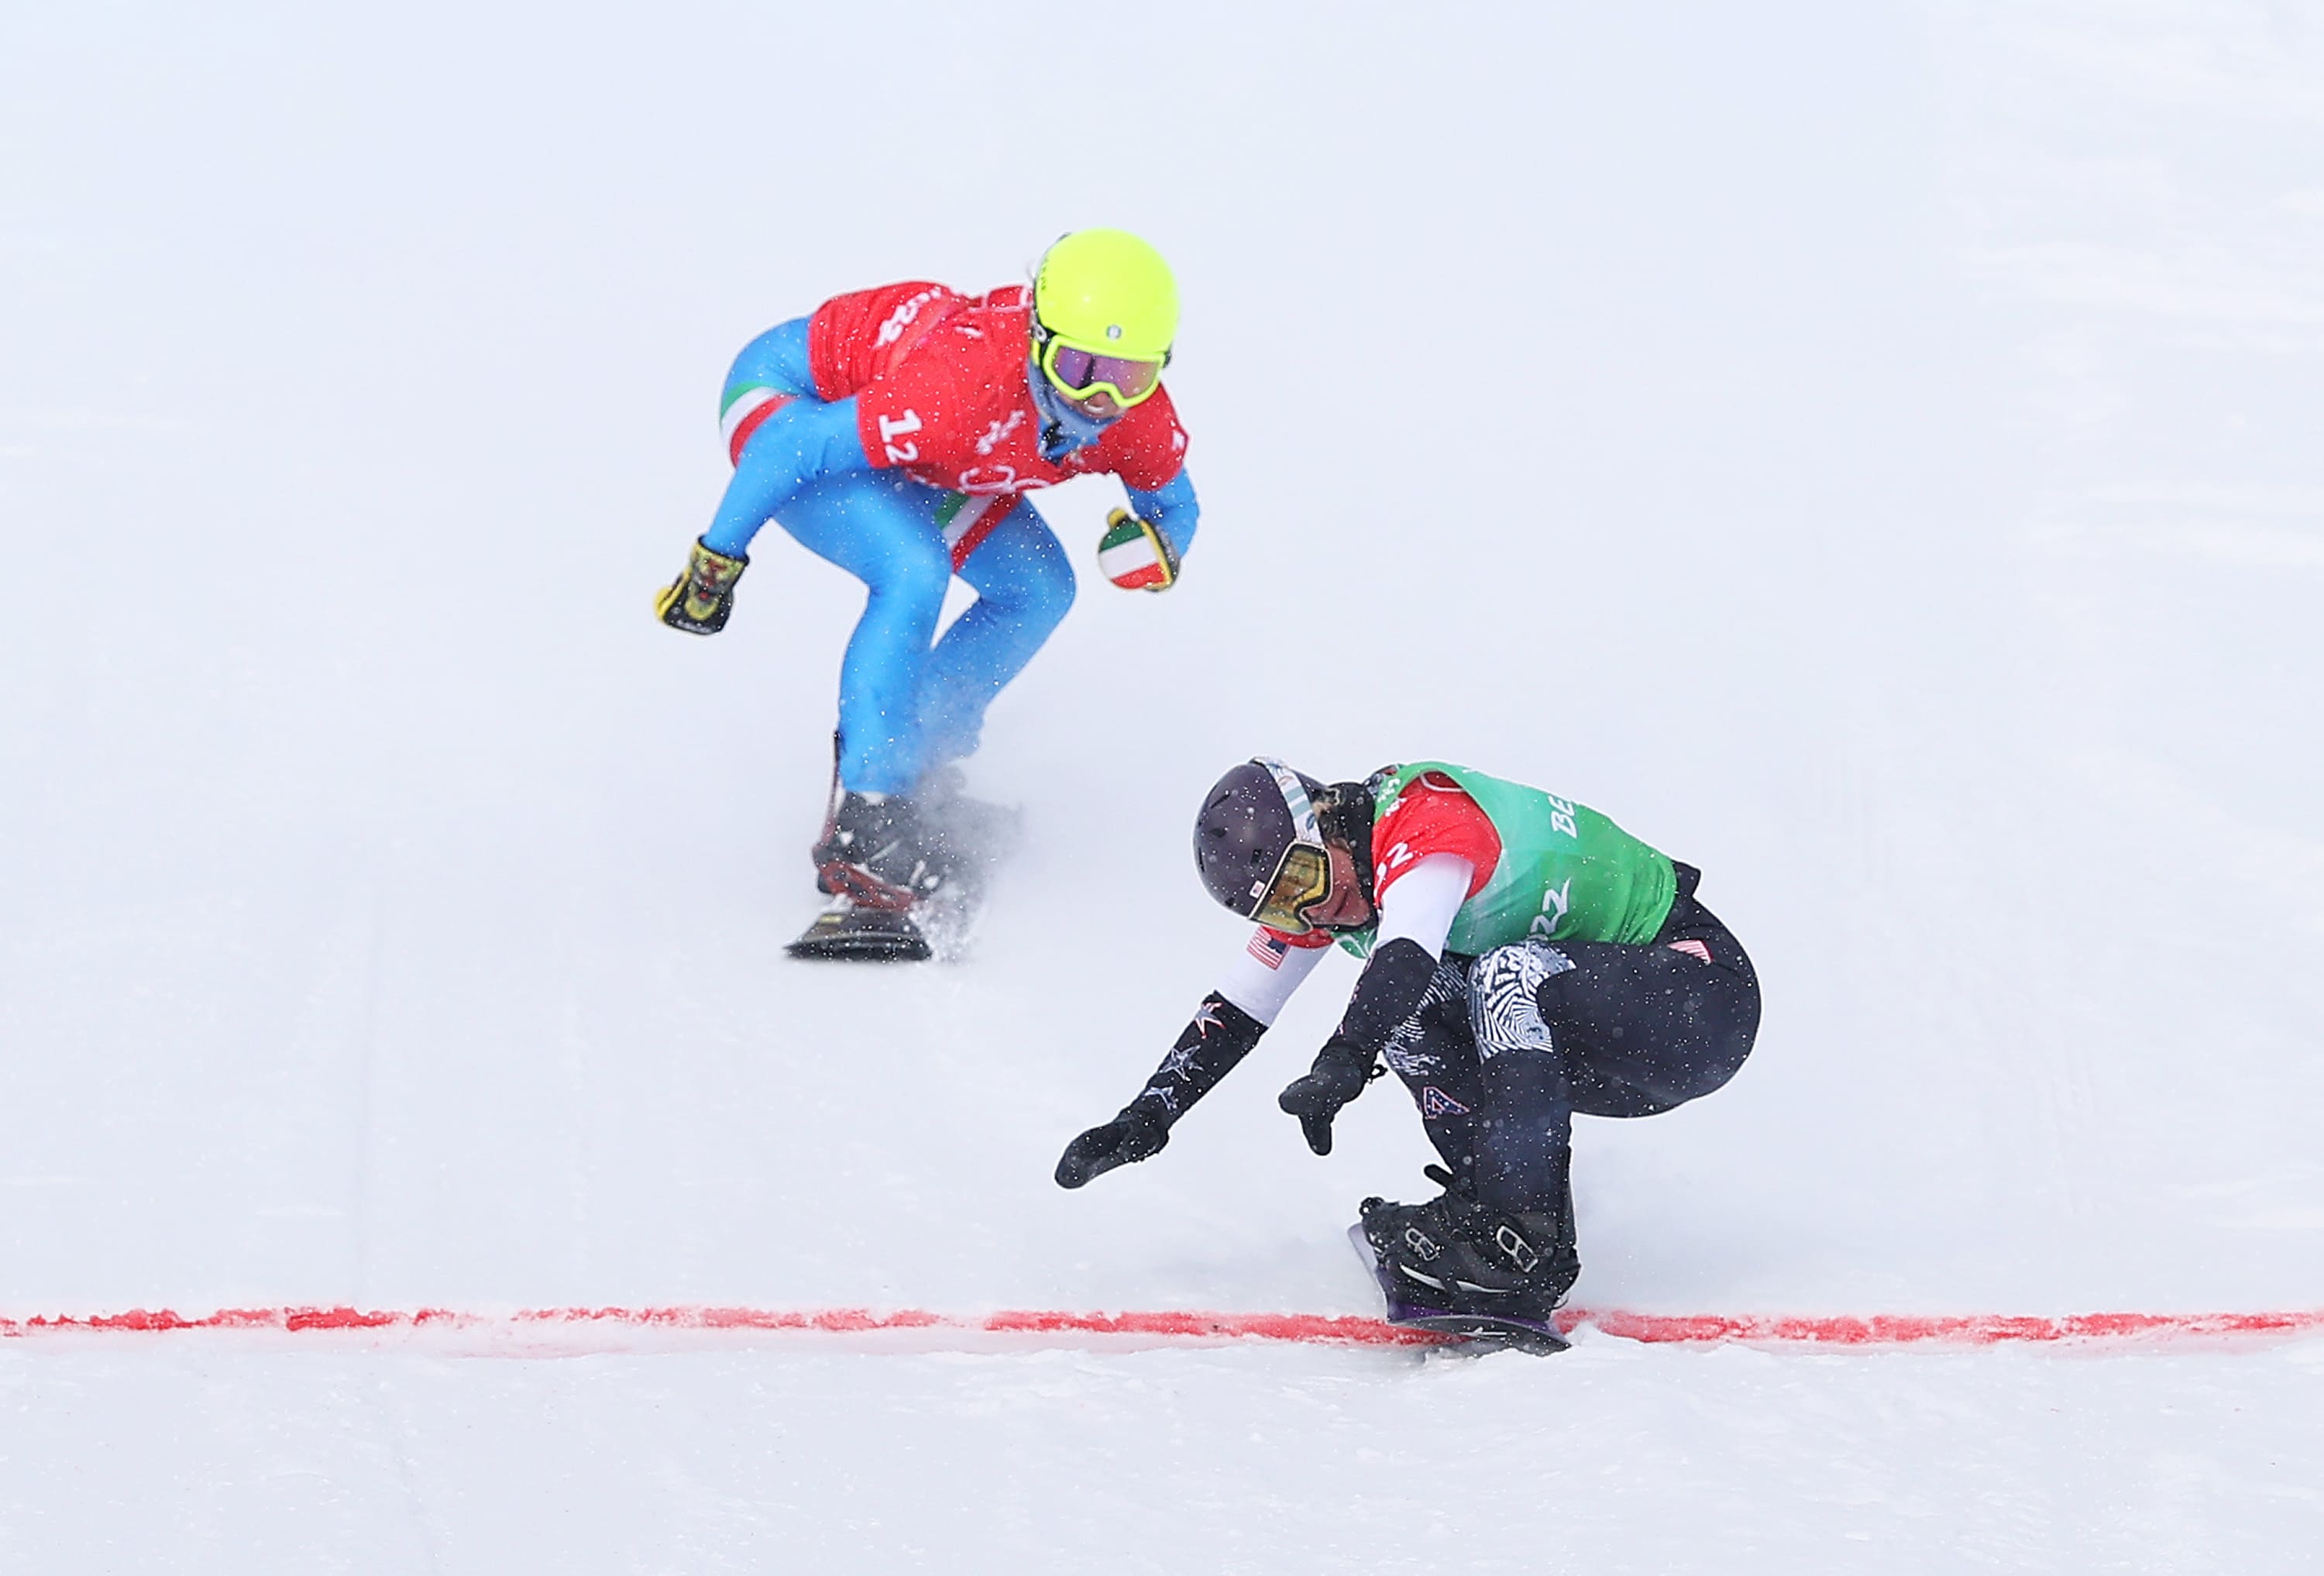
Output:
(1247, 931), (1289, 970)
(1667, 938), (1713, 964)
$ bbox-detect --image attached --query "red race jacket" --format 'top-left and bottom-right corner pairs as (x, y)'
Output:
(809, 281), (1189, 501)
(1263, 773), (1502, 954)
(1370, 771), (1502, 901)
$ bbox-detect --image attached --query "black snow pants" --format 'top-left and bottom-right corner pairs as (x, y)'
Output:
(1377, 865), (1760, 1218)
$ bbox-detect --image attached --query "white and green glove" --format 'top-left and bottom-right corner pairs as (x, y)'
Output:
(1096, 508), (1180, 592)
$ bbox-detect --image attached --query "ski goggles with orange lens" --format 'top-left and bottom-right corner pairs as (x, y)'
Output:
(1249, 840), (1334, 935)
(1035, 325), (1167, 408)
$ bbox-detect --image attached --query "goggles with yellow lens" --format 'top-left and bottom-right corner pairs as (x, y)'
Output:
(1250, 839), (1334, 935)
(1229, 758), (1338, 934)
(1033, 319), (1168, 408)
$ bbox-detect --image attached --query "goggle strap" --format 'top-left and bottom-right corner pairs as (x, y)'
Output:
(1255, 758), (1322, 845)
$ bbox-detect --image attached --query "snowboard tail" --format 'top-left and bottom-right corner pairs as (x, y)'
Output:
(786, 901), (933, 962)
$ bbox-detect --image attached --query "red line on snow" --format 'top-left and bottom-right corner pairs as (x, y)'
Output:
(1580, 1308), (2324, 1347)
(4, 1304), (2322, 1351)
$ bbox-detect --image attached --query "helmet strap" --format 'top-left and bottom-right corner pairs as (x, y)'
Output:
(1318, 782), (1380, 909)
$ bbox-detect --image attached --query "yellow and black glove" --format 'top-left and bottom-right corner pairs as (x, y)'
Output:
(1095, 508), (1179, 592)
(654, 538), (748, 635)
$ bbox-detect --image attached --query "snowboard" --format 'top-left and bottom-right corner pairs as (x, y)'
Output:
(785, 794), (1020, 964)
(1347, 1223), (1571, 1356)
(786, 899), (937, 962)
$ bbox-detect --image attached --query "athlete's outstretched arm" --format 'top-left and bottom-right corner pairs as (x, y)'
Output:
(1054, 992), (1262, 1188)
(1126, 468), (1199, 559)
(701, 394), (873, 558)
(1054, 935), (1327, 1188)
(1278, 855), (1474, 1154)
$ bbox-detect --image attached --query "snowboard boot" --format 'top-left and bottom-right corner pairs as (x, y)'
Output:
(813, 791), (948, 910)
(1360, 1169), (1580, 1327)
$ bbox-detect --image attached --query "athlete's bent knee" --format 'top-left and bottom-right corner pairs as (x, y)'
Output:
(867, 539), (954, 614)
(1019, 546), (1078, 631)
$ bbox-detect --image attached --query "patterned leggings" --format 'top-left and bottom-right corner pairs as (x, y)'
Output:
(1378, 892), (1761, 1215)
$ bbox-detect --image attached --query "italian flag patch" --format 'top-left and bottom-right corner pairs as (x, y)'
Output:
(1097, 509), (1177, 591)
(720, 384), (793, 466)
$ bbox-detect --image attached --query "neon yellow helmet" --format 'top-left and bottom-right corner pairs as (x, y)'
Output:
(1033, 229), (1177, 408)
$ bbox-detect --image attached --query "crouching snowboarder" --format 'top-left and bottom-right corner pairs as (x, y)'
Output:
(655, 229), (1197, 959)
(1055, 759), (1761, 1351)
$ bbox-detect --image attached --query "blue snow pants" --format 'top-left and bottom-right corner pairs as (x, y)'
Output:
(776, 473), (1074, 796)
(708, 320), (1075, 797)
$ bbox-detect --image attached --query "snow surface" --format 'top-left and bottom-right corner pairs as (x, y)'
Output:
(3, 0), (2322, 1569)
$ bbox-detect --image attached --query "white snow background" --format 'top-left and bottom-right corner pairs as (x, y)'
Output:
(3, 0), (2322, 1571)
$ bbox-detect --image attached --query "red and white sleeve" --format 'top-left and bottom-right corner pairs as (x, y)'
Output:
(1370, 773), (1500, 902)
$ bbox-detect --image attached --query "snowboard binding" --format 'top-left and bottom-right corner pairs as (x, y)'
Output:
(1350, 1220), (1570, 1355)
(1349, 1177), (1578, 1356)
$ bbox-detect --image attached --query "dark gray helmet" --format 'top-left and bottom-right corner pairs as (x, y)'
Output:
(1193, 758), (1331, 924)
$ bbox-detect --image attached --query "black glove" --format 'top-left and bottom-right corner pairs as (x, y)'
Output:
(1054, 1103), (1171, 1189)
(1277, 1036), (1378, 1156)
